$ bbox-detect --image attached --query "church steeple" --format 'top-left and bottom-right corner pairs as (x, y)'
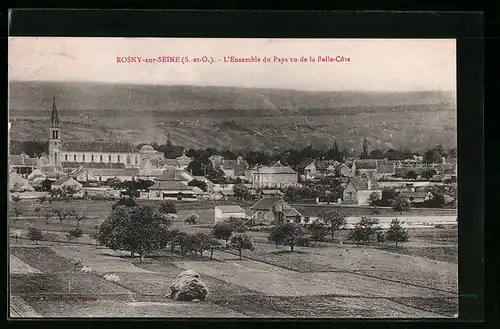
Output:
(51, 96), (59, 126)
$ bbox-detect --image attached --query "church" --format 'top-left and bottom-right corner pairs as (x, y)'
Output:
(48, 97), (165, 170)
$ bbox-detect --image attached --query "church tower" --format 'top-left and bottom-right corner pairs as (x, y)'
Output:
(49, 97), (61, 167)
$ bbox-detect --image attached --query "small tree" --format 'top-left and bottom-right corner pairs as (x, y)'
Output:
(318, 209), (346, 239)
(392, 196), (411, 215)
(185, 213), (199, 225)
(213, 222), (233, 246)
(268, 225), (284, 248)
(192, 232), (213, 258)
(68, 228), (84, 242)
(367, 192), (381, 207)
(406, 170), (418, 180)
(386, 219), (409, 247)
(43, 211), (52, 224)
(37, 195), (47, 204)
(53, 207), (70, 223)
(12, 195), (21, 203)
(175, 231), (190, 256)
(230, 233), (254, 260)
(233, 184), (251, 201)
(33, 205), (41, 220)
(11, 208), (22, 221)
(280, 223), (306, 252)
(307, 222), (328, 244)
(111, 197), (137, 210)
(348, 216), (381, 245)
(27, 228), (43, 244)
(208, 238), (223, 260)
(158, 201), (177, 215)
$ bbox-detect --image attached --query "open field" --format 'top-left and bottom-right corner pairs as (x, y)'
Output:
(9, 233), (458, 318)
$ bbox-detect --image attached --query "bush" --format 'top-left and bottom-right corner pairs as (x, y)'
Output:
(158, 201), (177, 215)
(185, 213), (199, 225)
(27, 228), (43, 244)
(112, 197), (137, 210)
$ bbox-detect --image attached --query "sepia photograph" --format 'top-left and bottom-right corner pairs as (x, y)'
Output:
(8, 37), (458, 318)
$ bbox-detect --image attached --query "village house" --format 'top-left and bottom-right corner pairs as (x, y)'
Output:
(399, 191), (432, 204)
(336, 162), (355, 178)
(146, 168), (196, 201)
(214, 205), (247, 224)
(80, 168), (139, 182)
(246, 162), (299, 189)
(51, 177), (83, 192)
(354, 159), (378, 177)
(9, 153), (38, 177)
(147, 181), (197, 201)
(9, 171), (36, 193)
(27, 168), (47, 185)
(213, 156), (248, 180)
(342, 177), (382, 205)
(249, 197), (302, 225)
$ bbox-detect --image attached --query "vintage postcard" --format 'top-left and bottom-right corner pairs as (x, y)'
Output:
(8, 37), (458, 318)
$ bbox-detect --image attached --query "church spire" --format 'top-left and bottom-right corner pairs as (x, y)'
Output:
(51, 96), (59, 126)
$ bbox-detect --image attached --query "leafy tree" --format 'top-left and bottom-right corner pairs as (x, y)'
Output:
(245, 150), (272, 166)
(268, 225), (285, 248)
(158, 201), (177, 215)
(369, 149), (385, 159)
(176, 232), (192, 256)
(233, 184), (251, 201)
(392, 195), (411, 215)
(27, 228), (43, 244)
(406, 170), (418, 180)
(112, 197), (137, 210)
(386, 219), (409, 247)
(423, 149), (442, 164)
(317, 209), (346, 239)
(33, 205), (41, 219)
(421, 169), (437, 180)
(367, 192), (381, 207)
(208, 238), (223, 260)
(97, 205), (172, 262)
(68, 228), (84, 241)
(37, 195), (48, 204)
(281, 223), (306, 251)
(187, 179), (208, 192)
(376, 231), (386, 244)
(213, 222), (233, 246)
(41, 179), (53, 192)
(307, 222), (328, 244)
(53, 207), (70, 222)
(230, 233), (254, 260)
(206, 166), (226, 182)
(191, 232), (213, 258)
(348, 216), (381, 245)
(427, 193), (446, 208)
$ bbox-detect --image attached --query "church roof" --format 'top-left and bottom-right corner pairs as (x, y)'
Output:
(61, 141), (138, 153)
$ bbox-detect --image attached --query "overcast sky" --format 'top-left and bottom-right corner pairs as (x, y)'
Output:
(9, 37), (456, 92)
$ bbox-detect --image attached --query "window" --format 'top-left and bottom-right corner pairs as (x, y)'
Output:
(55, 130), (58, 139)
(83, 155), (86, 161)
(118, 155), (121, 162)
(127, 156), (131, 164)
(100, 155), (103, 162)
(65, 154), (68, 161)
(74, 154), (76, 161)
(54, 153), (58, 163)
(156, 192), (161, 198)
(109, 155), (112, 162)
(91, 155), (94, 162)
(135, 156), (138, 165)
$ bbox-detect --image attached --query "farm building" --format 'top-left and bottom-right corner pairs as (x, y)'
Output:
(342, 177), (382, 205)
(210, 156), (248, 180)
(147, 181), (197, 201)
(250, 197), (302, 225)
(214, 205), (247, 224)
(51, 177), (83, 191)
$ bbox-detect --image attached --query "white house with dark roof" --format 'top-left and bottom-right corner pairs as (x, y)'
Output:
(147, 181), (197, 201)
(214, 205), (247, 224)
(250, 197), (302, 225)
(342, 177), (382, 205)
(246, 162), (299, 189)
(51, 177), (83, 191)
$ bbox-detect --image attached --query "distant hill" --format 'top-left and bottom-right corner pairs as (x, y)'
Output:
(8, 81), (456, 152)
